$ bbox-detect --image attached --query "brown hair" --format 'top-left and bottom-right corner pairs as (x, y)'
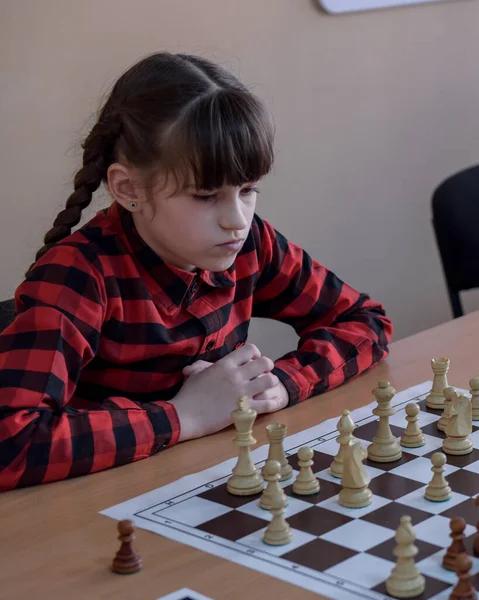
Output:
(28, 52), (275, 273)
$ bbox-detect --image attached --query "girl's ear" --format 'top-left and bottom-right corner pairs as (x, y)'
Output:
(107, 162), (143, 212)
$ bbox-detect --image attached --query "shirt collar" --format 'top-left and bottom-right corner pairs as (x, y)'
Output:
(108, 202), (235, 308)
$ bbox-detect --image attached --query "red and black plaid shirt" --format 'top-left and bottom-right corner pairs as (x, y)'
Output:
(0, 202), (392, 490)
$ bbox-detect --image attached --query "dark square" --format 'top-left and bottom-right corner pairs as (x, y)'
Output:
(362, 503), (432, 529)
(368, 537), (442, 563)
(287, 450), (333, 473)
(286, 506), (353, 537)
(421, 421), (446, 439)
(283, 478), (342, 504)
(373, 575), (450, 599)
(424, 448), (479, 468)
(282, 537), (356, 572)
(197, 510), (266, 542)
(197, 483), (262, 508)
(442, 497), (479, 527)
(364, 451), (417, 471)
(368, 473), (425, 500)
(464, 533), (479, 556)
(354, 421), (404, 443)
(446, 470), (479, 497)
(417, 398), (445, 416)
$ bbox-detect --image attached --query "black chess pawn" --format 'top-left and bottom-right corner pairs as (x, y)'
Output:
(474, 496), (479, 557)
(111, 519), (142, 574)
(450, 553), (477, 600)
(443, 517), (467, 571)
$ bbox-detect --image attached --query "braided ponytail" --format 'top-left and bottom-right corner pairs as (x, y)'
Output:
(27, 115), (122, 275)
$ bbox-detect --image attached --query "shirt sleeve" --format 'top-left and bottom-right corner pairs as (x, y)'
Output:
(0, 245), (179, 491)
(251, 215), (393, 405)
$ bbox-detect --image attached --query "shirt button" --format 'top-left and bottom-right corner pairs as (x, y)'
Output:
(206, 340), (214, 351)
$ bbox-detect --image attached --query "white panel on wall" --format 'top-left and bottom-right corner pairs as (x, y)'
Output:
(320, 0), (463, 13)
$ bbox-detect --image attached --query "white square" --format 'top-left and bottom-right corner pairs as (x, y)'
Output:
(320, 520), (394, 551)
(236, 526), (316, 557)
(317, 493), (390, 518)
(390, 409), (440, 428)
(395, 487), (469, 516)
(390, 456), (459, 484)
(312, 437), (341, 456)
(158, 497), (232, 527)
(463, 460), (479, 474)
(399, 434), (444, 457)
(237, 495), (311, 521)
(414, 515), (476, 547)
(325, 552), (393, 588)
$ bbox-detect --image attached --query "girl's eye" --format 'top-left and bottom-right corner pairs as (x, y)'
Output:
(241, 186), (260, 196)
(193, 193), (217, 202)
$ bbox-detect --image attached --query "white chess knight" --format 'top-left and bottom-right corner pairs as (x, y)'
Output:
(339, 440), (372, 508)
(443, 394), (473, 456)
(437, 386), (459, 432)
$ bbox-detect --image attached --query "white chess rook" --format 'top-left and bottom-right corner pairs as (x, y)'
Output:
(330, 410), (356, 479)
(426, 357), (450, 410)
(443, 394), (473, 456)
(385, 516), (425, 598)
(227, 397), (264, 496)
(470, 377), (479, 421)
(368, 381), (402, 463)
(263, 423), (293, 481)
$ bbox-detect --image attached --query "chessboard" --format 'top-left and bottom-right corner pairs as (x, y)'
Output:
(101, 381), (479, 600)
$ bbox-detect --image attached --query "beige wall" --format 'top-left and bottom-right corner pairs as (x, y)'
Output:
(1, 0), (479, 359)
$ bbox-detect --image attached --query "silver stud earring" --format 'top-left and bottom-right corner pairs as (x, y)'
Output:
(129, 201), (137, 210)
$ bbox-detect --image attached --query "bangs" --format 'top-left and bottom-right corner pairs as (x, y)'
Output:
(160, 88), (275, 192)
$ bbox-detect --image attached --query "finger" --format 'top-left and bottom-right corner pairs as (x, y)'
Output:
(183, 361), (211, 374)
(240, 356), (274, 380)
(252, 386), (278, 402)
(223, 343), (261, 367)
(250, 397), (283, 414)
(246, 372), (279, 397)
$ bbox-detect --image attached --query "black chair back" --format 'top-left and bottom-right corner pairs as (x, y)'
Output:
(432, 165), (479, 318)
(0, 299), (15, 333)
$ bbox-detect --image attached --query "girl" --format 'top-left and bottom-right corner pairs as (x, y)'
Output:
(0, 52), (392, 490)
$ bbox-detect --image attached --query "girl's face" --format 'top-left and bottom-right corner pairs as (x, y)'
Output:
(130, 173), (259, 272)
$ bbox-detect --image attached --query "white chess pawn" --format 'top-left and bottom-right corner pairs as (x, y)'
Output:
(424, 452), (451, 502)
(385, 515), (425, 598)
(470, 377), (479, 421)
(437, 387), (459, 432)
(263, 423), (293, 481)
(426, 357), (450, 410)
(227, 397), (264, 496)
(443, 394), (473, 456)
(263, 486), (292, 546)
(330, 410), (356, 479)
(400, 403), (425, 448)
(292, 447), (320, 496)
(260, 460), (287, 510)
(368, 381), (402, 463)
(339, 440), (372, 509)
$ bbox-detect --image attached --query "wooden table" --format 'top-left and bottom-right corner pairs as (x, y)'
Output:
(1, 311), (478, 600)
